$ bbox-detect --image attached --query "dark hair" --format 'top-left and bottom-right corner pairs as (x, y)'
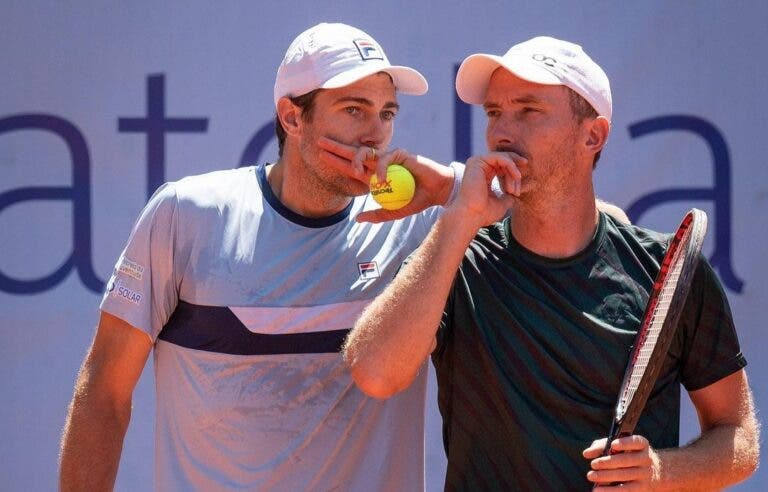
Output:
(274, 89), (321, 157)
(567, 89), (602, 167)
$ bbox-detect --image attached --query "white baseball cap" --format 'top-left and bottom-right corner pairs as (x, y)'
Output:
(455, 36), (612, 121)
(273, 23), (428, 106)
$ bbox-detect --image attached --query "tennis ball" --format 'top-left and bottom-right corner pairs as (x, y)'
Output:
(369, 164), (416, 210)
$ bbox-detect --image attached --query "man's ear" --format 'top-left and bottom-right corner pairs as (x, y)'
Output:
(585, 116), (610, 154)
(276, 97), (302, 137)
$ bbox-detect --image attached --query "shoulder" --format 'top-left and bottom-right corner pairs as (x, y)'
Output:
(172, 166), (257, 207)
(596, 199), (630, 224)
(134, 166), (260, 230)
(466, 221), (507, 263)
(601, 212), (670, 259)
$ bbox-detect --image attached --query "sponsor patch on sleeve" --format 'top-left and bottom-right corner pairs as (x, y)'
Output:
(108, 279), (143, 306)
(118, 257), (145, 280)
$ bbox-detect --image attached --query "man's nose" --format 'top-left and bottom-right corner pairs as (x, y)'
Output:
(487, 115), (517, 149)
(360, 116), (389, 150)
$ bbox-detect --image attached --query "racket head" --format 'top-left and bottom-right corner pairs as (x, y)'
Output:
(608, 208), (708, 443)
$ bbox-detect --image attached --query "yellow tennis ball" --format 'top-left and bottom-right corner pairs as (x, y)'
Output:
(369, 164), (416, 210)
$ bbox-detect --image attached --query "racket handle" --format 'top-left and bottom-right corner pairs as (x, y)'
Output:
(593, 422), (630, 489)
(601, 420), (620, 456)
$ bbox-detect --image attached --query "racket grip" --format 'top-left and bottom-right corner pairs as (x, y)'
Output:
(593, 422), (630, 489)
(601, 420), (621, 456)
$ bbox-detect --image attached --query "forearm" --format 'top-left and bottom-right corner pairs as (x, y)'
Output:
(655, 418), (760, 491)
(344, 207), (480, 398)
(59, 384), (131, 491)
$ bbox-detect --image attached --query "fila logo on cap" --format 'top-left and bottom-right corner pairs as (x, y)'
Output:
(353, 39), (384, 61)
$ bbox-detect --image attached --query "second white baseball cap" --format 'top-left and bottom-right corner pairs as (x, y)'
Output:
(456, 36), (612, 121)
(274, 23), (428, 107)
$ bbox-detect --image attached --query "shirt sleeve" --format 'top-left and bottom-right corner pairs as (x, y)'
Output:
(434, 264), (464, 357)
(99, 182), (181, 341)
(678, 255), (746, 391)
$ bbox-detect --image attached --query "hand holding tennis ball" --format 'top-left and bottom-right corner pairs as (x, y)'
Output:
(369, 164), (416, 210)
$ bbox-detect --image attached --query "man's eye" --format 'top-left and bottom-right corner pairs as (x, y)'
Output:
(485, 110), (500, 118)
(345, 107), (361, 115)
(382, 110), (397, 121)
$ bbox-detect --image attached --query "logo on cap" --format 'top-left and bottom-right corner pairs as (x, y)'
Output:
(532, 53), (558, 68)
(353, 39), (384, 61)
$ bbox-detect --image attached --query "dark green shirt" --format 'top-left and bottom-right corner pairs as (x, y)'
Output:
(433, 212), (746, 491)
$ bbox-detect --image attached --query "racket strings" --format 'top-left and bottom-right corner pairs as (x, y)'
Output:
(616, 225), (692, 418)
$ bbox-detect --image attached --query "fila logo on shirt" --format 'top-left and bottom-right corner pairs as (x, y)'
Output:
(358, 261), (380, 280)
(353, 39), (384, 61)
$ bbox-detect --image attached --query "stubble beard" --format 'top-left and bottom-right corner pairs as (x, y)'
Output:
(517, 134), (580, 211)
(298, 138), (370, 204)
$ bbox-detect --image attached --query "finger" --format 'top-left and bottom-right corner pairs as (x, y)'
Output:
(495, 154), (523, 185)
(593, 486), (644, 492)
(609, 435), (650, 453)
(317, 148), (367, 183)
(497, 172), (520, 196)
(357, 183), (429, 223)
(356, 207), (408, 224)
(592, 485), (644, 492)
(374, 149), (393, 184)
(587, 466), (651, 485)
(495, 150), (528, 166)
(362, 145), (378, 165)
(376, 148), (410, 183)
(317, 136), (357, 160)
(379, 148), (409, 167)
(465, 155), (503, 184)
(485, 150), (527, 170)
(591, 450), (652, 471)
(478, 153), (522, 193)
(351, 146), (376, 178)
(316, 137), (370, 179)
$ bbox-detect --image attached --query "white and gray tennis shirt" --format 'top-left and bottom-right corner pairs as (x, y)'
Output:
(101, 163), (458, 491)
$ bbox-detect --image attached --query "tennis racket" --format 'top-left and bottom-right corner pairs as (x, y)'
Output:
(601, 208), (708, 456)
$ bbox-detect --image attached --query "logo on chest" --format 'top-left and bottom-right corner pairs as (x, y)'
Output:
(358, 261), (381, 280)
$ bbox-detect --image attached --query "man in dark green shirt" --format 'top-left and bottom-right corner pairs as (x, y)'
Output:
(344, 36), (759, 490)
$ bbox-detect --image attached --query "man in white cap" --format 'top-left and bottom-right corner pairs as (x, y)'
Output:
(345, 36), (759, 490)
(59, 22), (462, 491)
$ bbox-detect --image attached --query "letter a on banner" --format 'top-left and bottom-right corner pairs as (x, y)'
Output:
(0, 114), (103, 294)
(627, 115), (743, 292)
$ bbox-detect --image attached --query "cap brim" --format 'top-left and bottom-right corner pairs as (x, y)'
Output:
(456, 53), (562, 104)
(323, 64), (428, 95)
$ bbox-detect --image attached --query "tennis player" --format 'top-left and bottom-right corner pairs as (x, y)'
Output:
(59, 22), (461, 491)
(345, 36), (759, 490)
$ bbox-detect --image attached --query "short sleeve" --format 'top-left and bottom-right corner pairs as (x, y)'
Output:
(434, 270), (460, 357)
(678, 255), (746, 391)
(100, 182), (181, 340)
